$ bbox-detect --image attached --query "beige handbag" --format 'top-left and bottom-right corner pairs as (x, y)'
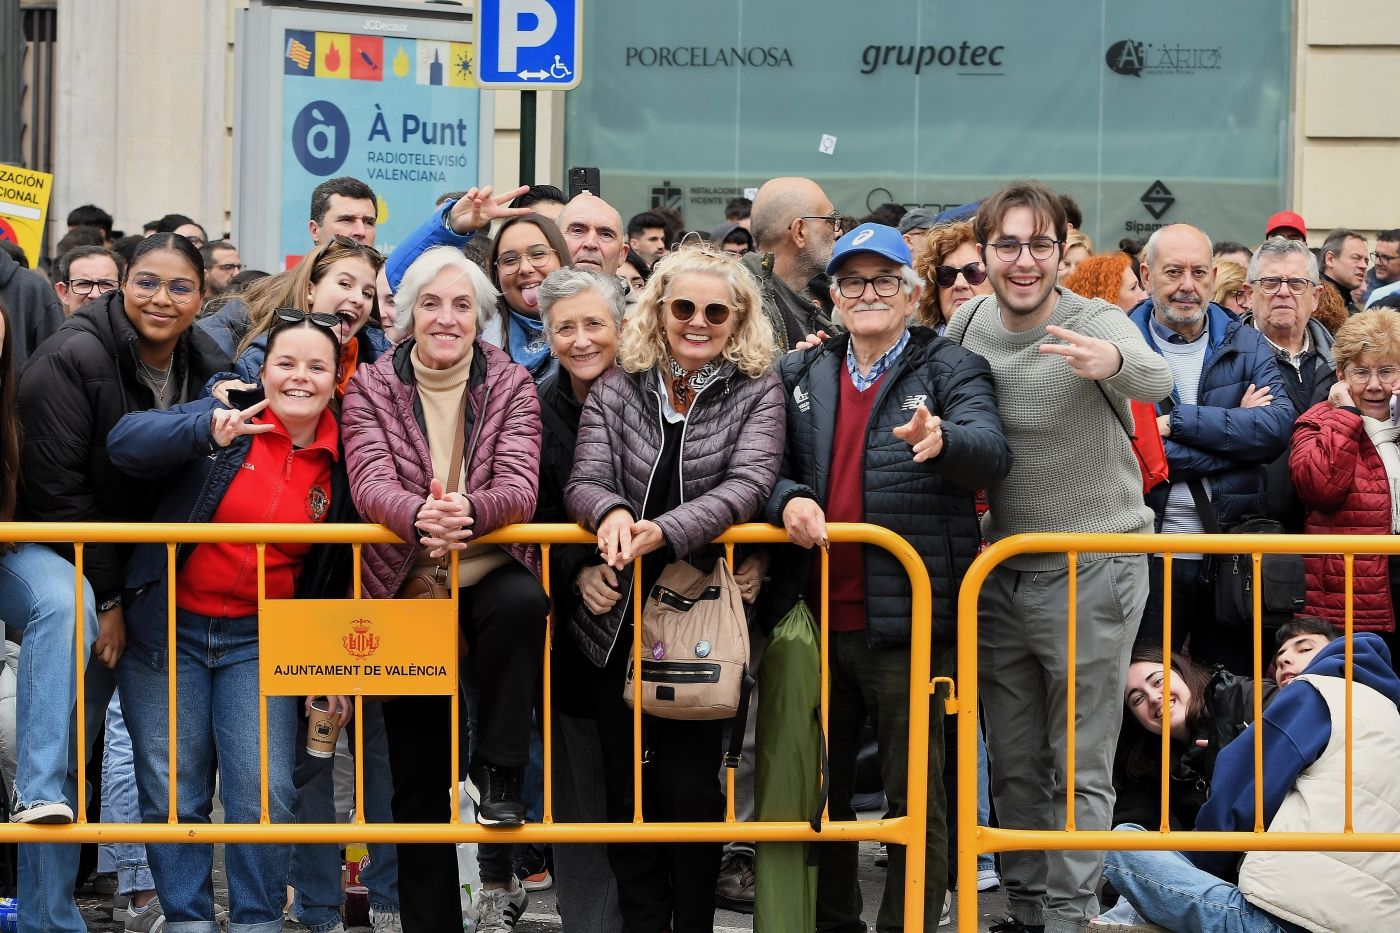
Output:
(623, 558), (750, 720)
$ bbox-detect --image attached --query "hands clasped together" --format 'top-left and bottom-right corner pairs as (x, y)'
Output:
(416, 477), (475, 559)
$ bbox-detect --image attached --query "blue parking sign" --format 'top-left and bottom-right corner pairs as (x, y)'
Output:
(474, 0), (582, 89)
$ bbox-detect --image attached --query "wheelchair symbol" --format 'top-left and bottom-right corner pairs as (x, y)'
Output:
(550, 55), (572, 79)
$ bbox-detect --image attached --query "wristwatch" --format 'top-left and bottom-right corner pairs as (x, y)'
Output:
(97, 595), (122, 613)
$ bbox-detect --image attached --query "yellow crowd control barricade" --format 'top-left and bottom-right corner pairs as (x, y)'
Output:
(2, 521), (940, 932)
(955, 532), (1400, 933)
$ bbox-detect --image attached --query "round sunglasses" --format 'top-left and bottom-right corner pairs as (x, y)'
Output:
(934, 262), (988, 288)
(666, 297), (732, 326)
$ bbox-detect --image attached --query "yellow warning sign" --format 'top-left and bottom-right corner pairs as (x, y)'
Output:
(259, 598), (458, 696)
(0, 164), (53, 269)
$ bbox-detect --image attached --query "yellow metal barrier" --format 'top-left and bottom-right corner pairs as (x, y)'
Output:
(955, 532), (1400, 933)
(0, 521), (938, 932)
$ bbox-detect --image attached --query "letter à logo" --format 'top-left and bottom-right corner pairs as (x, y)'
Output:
(343, 618), (381, 659)
(291, 100), (350, 177)
(793, 385), (811, 412)
(1140, 181), (1175, 220)
(650, 180), (683, 213)
(900, 394), (927, 412)
(1106, 39), (1145, 76)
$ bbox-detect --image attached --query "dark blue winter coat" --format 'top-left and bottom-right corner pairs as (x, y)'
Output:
(1128, 301), (1295, 527)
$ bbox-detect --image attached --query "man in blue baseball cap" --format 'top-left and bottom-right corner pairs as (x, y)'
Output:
(760, 222), (1012, 931)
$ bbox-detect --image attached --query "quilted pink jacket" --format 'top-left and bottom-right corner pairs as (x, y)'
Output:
(342, 339), (542, 598)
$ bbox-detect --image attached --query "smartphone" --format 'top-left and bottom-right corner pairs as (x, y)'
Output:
(567, 166), (601, 200)
(1391, 394), (1399, 424)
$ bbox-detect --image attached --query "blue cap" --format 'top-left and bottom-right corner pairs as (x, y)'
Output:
(826, 223), (912, 275)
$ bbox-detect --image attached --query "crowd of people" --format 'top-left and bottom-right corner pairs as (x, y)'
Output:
(1, 170), (1399, 933)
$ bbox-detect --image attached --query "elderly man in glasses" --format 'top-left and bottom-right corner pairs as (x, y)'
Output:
(1238, 237), (1338, 535)
(764, 222), (1012, 932)
(1125, 223), (1295, 676)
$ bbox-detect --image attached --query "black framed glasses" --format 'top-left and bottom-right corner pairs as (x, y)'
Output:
(795, 211), (841, 233)
(989, 238), (1061, 262)
(934, 263), (988, 288)
(666, 297), (732, 326)
(1373, 251), (1400, 265)
(834, 275), (903, 299)
(1250, 276), (1314, 296)
(274, 307), (342, 330)
(67, 277), (121, 297)
(495, 245), (557, 275)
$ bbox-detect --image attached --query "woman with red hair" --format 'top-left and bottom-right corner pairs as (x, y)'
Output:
(1064, 251), (1145, 311)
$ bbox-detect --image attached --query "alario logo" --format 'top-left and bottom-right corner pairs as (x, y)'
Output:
(1106, 39), (1221, 77)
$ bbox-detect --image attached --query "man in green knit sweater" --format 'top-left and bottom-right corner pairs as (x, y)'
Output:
(946, 181), (1173, 933)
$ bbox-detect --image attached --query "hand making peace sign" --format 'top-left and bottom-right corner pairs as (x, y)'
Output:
(210, 399), (274, 448)
(447, 184), (534, 235)
(1038, 324), (1124, 381)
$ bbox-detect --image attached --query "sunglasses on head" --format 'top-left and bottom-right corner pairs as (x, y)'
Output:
(666, 297), (732, 326)
(934, 262), (988, 288)
(274, 307), (344, 330)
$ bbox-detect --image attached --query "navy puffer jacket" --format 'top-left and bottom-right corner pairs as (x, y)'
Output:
(760, 327), (1011, 647)
(1127, 301), (1295, 527)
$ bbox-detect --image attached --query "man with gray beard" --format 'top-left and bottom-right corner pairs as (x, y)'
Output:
(742, 176), (841, 349)
(1126, 223), (1295, 673)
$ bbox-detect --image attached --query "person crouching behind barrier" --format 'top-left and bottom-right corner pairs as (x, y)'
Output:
(1096, 624), (1400, 933)
(108, 310), (357, 932)
(342, 245), (547, 933)
(564, 243), (785, 933)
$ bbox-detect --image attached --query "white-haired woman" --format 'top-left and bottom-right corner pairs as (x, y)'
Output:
(342, 244), (547, 932)
(565, 244), (785, 932)
(532, 267), (626, 929)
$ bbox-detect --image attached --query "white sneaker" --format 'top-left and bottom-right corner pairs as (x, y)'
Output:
(977, 866), (1002, 891)
(371, 908), (404, 932)
(939, 890), (952, 927)
(10, 801), (73, 824)
(470, 882), (528, 932)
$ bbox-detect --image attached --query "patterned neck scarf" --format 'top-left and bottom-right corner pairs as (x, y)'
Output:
(666, 356), (721, 410)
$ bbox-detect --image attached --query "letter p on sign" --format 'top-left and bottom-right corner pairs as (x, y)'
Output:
(498, 0), (557, 72)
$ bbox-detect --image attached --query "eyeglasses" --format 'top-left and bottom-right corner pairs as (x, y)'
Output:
(989, 238), (1061, 262)
(795, 212), (842, 234)
(213, 262), (244, 274)
(496, 245), (557, 275)
(67, 277), (121, 297)
(1251, 276), (1315, 296)
(1345, 366), (1400, 386)
(934, 262), (988, 288)
(834, 275), (903, 299)
(274, 307), (343, 330)
(551, 319), (614, 339)
(128, 274), (199, 304)
(666, 297), (732, 326)
(1373, 251), (1400, 265)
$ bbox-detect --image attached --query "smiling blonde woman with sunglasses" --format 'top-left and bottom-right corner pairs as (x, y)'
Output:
(563, 243), (785, 931)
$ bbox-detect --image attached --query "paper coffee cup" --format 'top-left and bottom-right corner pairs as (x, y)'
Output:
(306, 698), (340, 759)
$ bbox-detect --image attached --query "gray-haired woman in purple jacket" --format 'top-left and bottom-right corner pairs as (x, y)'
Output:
(565, 244), (785, 933)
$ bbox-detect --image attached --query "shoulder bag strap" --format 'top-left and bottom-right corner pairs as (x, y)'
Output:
(1159, 395), (1222, 534)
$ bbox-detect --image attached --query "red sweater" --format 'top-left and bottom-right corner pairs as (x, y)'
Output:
(177, 408), (339, 618)
(823, 372), (882, 632)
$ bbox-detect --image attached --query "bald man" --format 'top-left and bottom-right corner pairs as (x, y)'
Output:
(741, 176), (840, 349)
(1127, 223), (1294, 674)
(557, 193), (626, 275)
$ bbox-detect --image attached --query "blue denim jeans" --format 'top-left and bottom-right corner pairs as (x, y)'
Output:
(119, 610), (297, 933)
(289, 702), (399, 932)
(100, 690), (154, 896)
(976, 722), (995, 874)
(0, 543), (110, 933)
(1101, 825), (1306, 933)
